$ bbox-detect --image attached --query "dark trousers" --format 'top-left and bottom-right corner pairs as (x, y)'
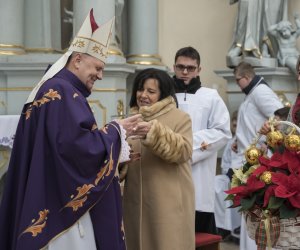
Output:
(195, 211), (217, 234)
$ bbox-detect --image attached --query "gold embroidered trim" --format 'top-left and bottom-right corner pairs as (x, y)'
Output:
(95, 145), (114, 185)
(95, 164), (107, 185)
(63, 144), (115, 211)
(24, 89), (61, 120)
(105, 145), (114, 177)
(64, 184), (95, 211)
(20, 209), (49, 238)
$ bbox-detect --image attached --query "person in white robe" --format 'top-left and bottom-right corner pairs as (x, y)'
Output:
(215, 111), (241, 236)
(173, 46), (232, 234)
(232, 62), (283, 250)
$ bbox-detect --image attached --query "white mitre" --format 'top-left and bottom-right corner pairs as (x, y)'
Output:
(26, 9), (114, 104)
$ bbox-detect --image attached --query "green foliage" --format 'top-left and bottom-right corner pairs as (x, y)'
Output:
(240, 195), (257, 211)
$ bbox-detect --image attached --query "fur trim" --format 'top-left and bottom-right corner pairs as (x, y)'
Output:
(130, 96), (176, 121)
(142, 119), (190, 163)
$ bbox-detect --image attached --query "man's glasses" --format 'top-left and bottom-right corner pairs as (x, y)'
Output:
(175, 64), (198, 72)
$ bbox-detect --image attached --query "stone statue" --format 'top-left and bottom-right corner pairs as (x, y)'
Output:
(268, 13), (300, 75)
(227, 0), (288, 68)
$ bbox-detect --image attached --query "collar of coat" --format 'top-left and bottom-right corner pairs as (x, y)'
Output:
(130, 96), (176, 121)
(173, 76), (201, 94)
(243, 75), (268, 95)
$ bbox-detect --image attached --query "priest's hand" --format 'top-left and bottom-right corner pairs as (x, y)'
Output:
(117, 114), (143, 138)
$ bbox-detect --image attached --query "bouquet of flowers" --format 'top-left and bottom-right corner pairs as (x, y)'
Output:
(226, 119), (300, 250)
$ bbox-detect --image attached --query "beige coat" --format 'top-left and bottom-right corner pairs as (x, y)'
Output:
(122, 97), (195, 250)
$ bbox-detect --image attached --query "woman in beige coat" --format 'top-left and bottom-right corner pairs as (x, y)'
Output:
(121, 68), (195, 250)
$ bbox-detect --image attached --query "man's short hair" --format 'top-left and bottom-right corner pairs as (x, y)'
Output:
(174, 46), (201, 66)
(233, 61), (255, 78)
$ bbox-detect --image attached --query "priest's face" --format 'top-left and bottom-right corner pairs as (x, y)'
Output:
(174, 56), (200, 85)
(76, 54), (105, 91)
(136, 78), (161, 107)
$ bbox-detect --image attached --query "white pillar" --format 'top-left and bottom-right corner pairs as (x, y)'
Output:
(0, 0), (25, 55)
(73, 0), (124, 57)
(127, 0), (163, 66)
(24, 0), (61, 53)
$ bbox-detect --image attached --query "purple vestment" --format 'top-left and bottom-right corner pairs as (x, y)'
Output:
(0, 68), (126, 250)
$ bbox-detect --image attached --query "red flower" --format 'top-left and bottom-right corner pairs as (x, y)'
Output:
(281, 150), (300, 176)
(253, 152), (288, 177)
(263, 185), (276, 207)
(226, 138), (300, 213)
(226, 175), (265, 205)
(272, 172), (300, 208)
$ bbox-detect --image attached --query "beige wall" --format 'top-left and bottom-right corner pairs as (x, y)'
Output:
(158, 0), (300, 104)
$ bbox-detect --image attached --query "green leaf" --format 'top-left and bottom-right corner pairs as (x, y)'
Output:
(267, 196), (284, 210)
(241, 195), (256, 211)
(255, 192), (264, 206)
(228, 204), (238, 209)
(225, 194), (234, 201)
(242, 162), (252, 172)
(238, 206), (244, 212)
(279, 203), (299, 219)
(257, 189), (266, 196)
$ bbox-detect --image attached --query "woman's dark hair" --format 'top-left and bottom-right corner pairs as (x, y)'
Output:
(129, 68), (178, 108)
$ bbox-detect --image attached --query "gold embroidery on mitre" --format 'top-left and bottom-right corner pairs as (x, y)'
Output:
(72, 39), (85, 48)
(24, 89), (61, 120)
(68, 9), (114, 63)
(64, 184), (95, 211)
(92, 44), (105, 57)
(73, 93), (79, 99)
(20, 209), (49, 237)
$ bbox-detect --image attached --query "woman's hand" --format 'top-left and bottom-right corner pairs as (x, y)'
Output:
(117, 114), (143, 137)
(130, 121), (152, 139)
